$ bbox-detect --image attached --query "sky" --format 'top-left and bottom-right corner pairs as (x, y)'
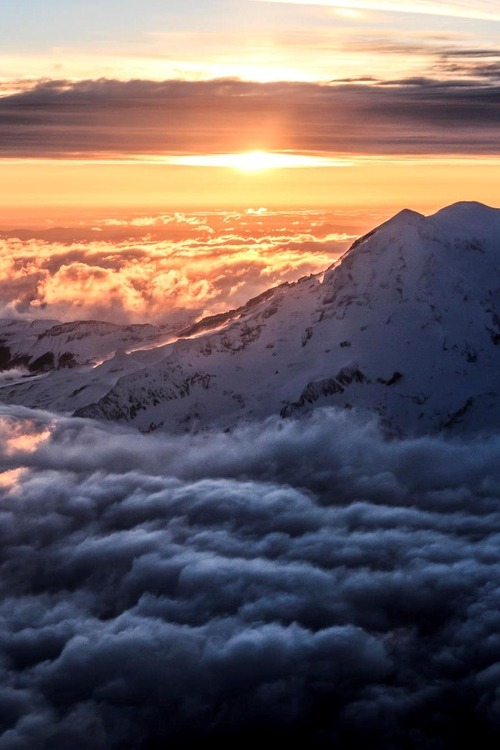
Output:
(1, 0), (499, 218)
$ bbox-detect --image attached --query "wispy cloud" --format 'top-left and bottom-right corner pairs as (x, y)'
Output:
(255, 0), (500, 22)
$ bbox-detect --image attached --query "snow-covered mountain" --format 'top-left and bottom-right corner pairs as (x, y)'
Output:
(0, 319), (178, 412)
(1, 201), (500, 434)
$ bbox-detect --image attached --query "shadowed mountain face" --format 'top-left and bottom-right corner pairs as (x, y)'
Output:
(1, 202), (500, 435)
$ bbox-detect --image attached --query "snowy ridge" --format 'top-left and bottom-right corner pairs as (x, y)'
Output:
(0, 319), (178, 411)
(2, 202), (500, 434)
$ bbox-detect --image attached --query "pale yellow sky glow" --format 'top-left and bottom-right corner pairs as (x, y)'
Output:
(1, 156), (498, 218)
(0, 37), (436, 86)
(1, 54), (306, 87)
(3, 154), (498, 169)
(167, 152), (354, 170)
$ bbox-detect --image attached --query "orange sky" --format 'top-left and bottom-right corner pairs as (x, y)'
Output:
(1, 158), (498, 224)
(0, 1), (499, 218)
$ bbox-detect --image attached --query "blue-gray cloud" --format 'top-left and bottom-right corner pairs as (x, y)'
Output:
(1, 404), (500, 747)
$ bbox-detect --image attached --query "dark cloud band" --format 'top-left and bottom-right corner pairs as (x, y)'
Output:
(1, 77), (499, 158)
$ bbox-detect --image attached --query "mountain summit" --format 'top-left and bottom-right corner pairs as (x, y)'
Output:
(2, 202), (500, 435)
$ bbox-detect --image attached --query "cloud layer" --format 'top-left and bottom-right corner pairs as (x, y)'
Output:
(0, 210), (352, 324)
(1, 404), (500, 747)
(1, 77), (499, 160)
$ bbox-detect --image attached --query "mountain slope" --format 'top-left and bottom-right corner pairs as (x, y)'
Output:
(75, 202), (500, 434)
(2, 202), (500, 435)
(0, 319), (176, 411)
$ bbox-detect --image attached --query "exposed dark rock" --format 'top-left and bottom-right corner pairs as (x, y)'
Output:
(0, 345), (12, 369)
(28, 351), (55, 372)
(281, 366), (367, 417)
(58, 352), (78, 368)
(377, 371), (403, 386)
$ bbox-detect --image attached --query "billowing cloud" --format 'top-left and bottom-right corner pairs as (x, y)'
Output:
(1, 403), (500, 747)
(0, 77), (499, 161)
(0, 210), (354, 324)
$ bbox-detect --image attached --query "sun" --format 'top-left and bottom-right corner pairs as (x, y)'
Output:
(233, 151), (279, 172)
(164, 151), (353, 170)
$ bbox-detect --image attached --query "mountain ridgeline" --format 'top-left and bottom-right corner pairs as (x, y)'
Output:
(1, 202), (500, 435)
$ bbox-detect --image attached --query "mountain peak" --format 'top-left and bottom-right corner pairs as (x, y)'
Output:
(429, 201), (500, 236)
(392, 207), (425, 222)
(335, 207), (425, 266)
(369, 207), (425, 235)
(431, 200), (495, 217)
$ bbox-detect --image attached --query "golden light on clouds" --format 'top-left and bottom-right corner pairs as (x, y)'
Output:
(0, 419), (52, 457)
(0, 209), (357, 323)
(0, 418), (53, 493)
(0, 468), (25, 491)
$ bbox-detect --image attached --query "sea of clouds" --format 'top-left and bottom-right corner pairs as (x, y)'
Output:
(0, 211), (353, 326)
(1, 404), (500, 748)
